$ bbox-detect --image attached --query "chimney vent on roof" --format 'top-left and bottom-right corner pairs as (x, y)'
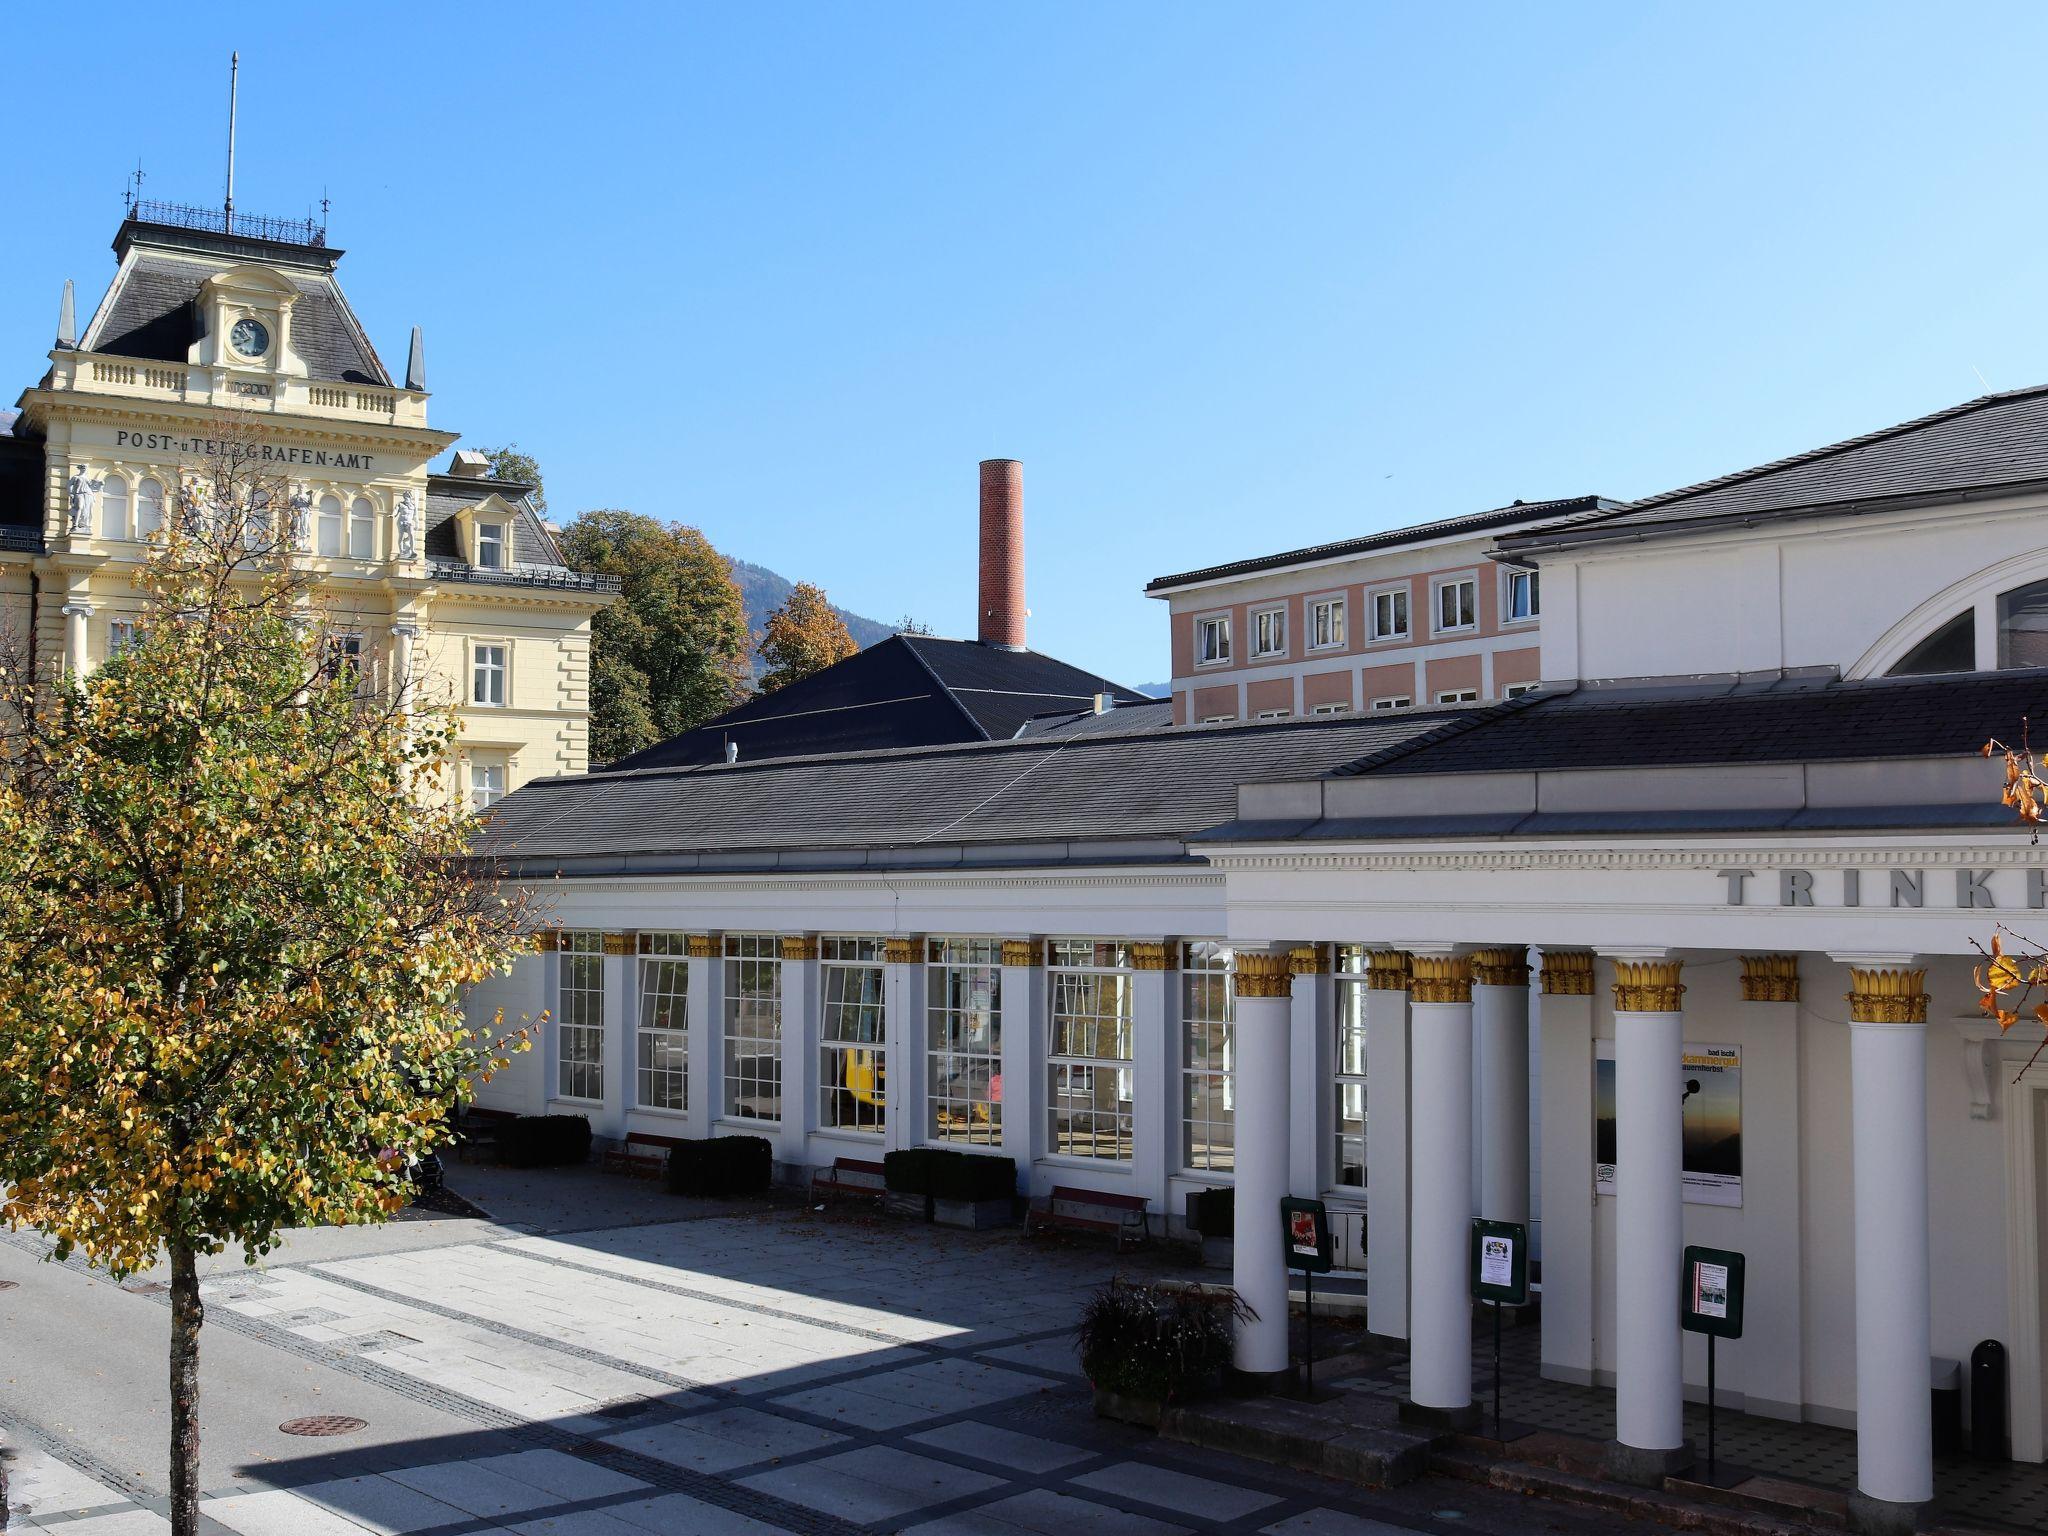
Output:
(449, 449), (491, 479)
(1093, 691), (1114, 715)
(978, 458), (1025, 650)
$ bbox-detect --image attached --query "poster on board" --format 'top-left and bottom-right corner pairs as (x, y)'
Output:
(1594, 1042), (1742, 1207)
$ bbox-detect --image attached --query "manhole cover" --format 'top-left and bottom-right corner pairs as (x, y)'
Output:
(279, 1415), (367, 1437)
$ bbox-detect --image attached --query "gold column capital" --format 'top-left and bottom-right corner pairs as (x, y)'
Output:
(1847, 967), (1928, 1024)
(1288, 943), (1329, 977)
(532, 928), (560, 953)
(1131, 940), (1175, 972)
(781, 935), (820, 962)
(1612, 959), (1685, 1013)
(1410, 954), (1474, 1005)
(685, 934), (718, 959)
(1540, 950), (1595, 996)
(1365, 950), (1412, 991)
(1471, 945), (1530, 988)
(1741, 955), (1801, 1004)
(1232, 951), (1295, 999)
(882, 937), (922, 965)
(602, 931), (635, 957)
(1000, 939), (1041, 968)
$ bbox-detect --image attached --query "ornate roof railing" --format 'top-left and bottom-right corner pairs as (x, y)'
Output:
(127, 199), (328, 248)
(427, 561), (621, 594)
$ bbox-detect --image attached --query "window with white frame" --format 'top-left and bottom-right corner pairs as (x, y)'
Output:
(477, 522), (506, 569)
(316, 494), (344, 557)
(1502, 682), (1540, 700)
(1505, 567), (1539, 622)
(1370, 587), (1409, 642)
(472, 643), (507, 707)
(470, 759), (507, 811)
(1436, 688), (1479, 704)
(820, 936), (887, 1133)
(1251, 606), (1287, 658)
(1196, 615), (1232, 665)
(1369, 695), (1411, 711)
(1202, 714), (1235, 725)
(928, 938), (1002, 1145)
(1047, 939), (1136, 1160)
(1254, 708), (1289, 720)
(557, 931), (604, 1102)
(1310, 596), (1347, 649)
(108, 620), (141, 657)
(101, 473), (129, 538)
(723, 933), (782, 1120)
(636, 933), (689, 1111)
(349, 495), (376, 560)
(1181, 941), (1234, 1173)
(1311, 701), (1351, 715)
(137, 476), (165, 536)
(1434, 577), (1478, 633)
(1333, 945), (1368, 1187)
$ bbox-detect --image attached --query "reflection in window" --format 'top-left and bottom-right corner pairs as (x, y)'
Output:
(1047, 939), (1135, 1161)
(1887, 611), (1975, 676)
(1333, 945), (1369, 1187)
(557, 932), (604, 1102)
(723, 933), (782, 1120)
(2001, 580), (2048, 670)
(928, 939), (1002, 1145)
(637, 933), (689, 1111)
(1181, 942), (1234, 1174)
(820, 936), (887, 1133)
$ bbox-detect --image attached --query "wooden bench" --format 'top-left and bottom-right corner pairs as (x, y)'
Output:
(451, 1106), (516, 1163)
(603, 1131), (685, 1179)
(810, 1156), (887, 1203)
(1026, 1185), (1150, 1249)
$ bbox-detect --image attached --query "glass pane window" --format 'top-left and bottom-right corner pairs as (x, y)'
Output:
(1999, 580), (2048, 670)
(470, 761), (506, 810)
(1181, 941), (1234, 1174)
(349, 496), (376, 559)
(1369, 695), (1411, 711)
(1198, 616), (1232, 664)
(1311, 597), (1346, 649)
(324, 634), (363, 688)
(558, 931), (604, 1102)
(821, 938), (887, 1133)
(1506, 568), (1540, 621)
(1889, 611), (1974, 676)
(317, 494), (344, 557)
(1252, 607), (1286, 657)
(472, 644), (507, 706)
(1047, 940), (1135, 1160)
(723, 933), (782, 1120)
(1334, 945), (1368, 1188)
(108, 621), (139, 657)
(928, 938), (1002, 1145)
(1437, 579), (1477, 631)
(636, 934), (689, 1111)
(102, 474), (129, 538)
(477, 522), (505, 569)
(137, 477), (165, 535)
(1371, 588), (1409, 640)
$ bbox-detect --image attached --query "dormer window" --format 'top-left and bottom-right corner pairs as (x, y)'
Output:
(476, 522), (506, 570)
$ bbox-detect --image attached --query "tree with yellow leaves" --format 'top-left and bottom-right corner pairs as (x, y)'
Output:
(0, 418), (533, 1536)
(758, 580), (858, 693)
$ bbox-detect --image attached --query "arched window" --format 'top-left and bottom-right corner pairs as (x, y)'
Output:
(349, 495), (375, 560)
(316, 494), (344, 557)
(137, 477), (164, 536)
(1887, 611), (1975, 676)
(101, 473), (129, 538)
(2000, 579), (2048, 670)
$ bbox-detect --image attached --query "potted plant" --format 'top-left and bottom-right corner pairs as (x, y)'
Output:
(1074, 1279), (1249, 1426)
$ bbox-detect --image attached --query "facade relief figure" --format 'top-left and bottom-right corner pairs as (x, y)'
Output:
(287, 488), (313, 550)
(177, 472), (209, 532)
(66, 463), (104, 534)
(395, 489), (419, 561)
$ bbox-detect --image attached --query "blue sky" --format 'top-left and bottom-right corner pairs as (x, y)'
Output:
(5, 3), (2047, 682)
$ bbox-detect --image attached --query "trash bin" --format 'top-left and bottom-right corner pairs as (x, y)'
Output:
(1971, 1340), (2009, 1461)
(1930, 1355), (1962, 1456)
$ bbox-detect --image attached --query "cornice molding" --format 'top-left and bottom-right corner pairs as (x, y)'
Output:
(519, 868), (1224, 898)
(22, 390), (458, 455)
(1204, 843), (2042, 874)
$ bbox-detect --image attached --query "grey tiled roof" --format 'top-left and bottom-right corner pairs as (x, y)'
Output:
(1506, 386), (2048, 550)
(424, 476), (564, 569)
(1015, 699), (1176, 738)
(1145, 495), (1613, 593)
(480, 708), (1475, 871)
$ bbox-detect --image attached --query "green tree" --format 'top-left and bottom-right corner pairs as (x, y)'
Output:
(0, 422), (532, 1536)
(477, 443), (546, 514)
(558, 509), (751, 761)
(760, 582), (859, 693)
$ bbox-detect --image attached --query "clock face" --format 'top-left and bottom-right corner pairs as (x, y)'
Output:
(229, 317), (271, 358)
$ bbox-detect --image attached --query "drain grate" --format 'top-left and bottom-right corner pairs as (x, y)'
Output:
(278, 1415), (368, 1437)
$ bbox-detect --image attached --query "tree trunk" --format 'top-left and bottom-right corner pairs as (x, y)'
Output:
(168, 1243), (202, 1536)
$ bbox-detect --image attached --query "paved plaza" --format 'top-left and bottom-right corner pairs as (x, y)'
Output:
(1, 1166), (1683, 1536)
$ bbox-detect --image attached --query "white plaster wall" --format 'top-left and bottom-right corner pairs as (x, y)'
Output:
(467, 954), (548, 1116)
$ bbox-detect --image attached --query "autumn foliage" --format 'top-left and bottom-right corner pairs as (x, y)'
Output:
(758, 580), (858, 693)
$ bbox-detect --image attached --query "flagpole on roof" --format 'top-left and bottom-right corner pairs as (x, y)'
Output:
(224, 51), (239, 233)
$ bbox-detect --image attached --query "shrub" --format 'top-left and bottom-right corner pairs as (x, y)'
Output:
(1191, 1185), (1233, 1239)
(884, 1148), (1017, 1202)
(496, 1115), (592, 1169)
(666, 1134), (773, 1198)
(883, 1148), (941, 1196)
(1074, 1280), (1250, 1403)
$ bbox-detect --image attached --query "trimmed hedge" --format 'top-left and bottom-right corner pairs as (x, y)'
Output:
(1191, 1185), (1233, 1239)
(666, 1134), (773, 1198)
(496, 1115), (592, 1169)
(884, 1147), (1016, 1203)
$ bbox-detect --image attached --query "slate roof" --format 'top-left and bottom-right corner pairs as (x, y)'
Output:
(423, 474), (565, 568)
(1506, 385), (2048, 551)
(600, 635), (1151, 771)
(79, 221), (390, 386)
(1015, 698), (1176, 738)
(1145, 495), (1614, 594)
(481, 708), (1476, 871)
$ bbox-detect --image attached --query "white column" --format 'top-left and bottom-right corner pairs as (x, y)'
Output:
(532, 941), (563, 1117)
(1406, 951), (1476, 1423)
(391, 621), (418, 711)
(62, 600), (92, 675)
(998, 941), (1043, 1184)
(882, 938), (925, 1153)
(1536, 952), (1596, 1383)
(1473, 947), (1532, 1224)
(597, 934), (631, 1138)
(1842, 961), (1933, 1530)
(1132, 943), (1176, 1213)
(1230, 946), (1295, 1379)
(1288, 947), (1331, 1199)
(778, 937), (818, 1169)
(1363, 953), (1412, 1341)
(686, 938), (719, 1137)
(1607, 955), (1691, 1479)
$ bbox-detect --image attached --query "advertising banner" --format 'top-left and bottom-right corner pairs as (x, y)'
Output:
(1594, 1041), (1742, 1207)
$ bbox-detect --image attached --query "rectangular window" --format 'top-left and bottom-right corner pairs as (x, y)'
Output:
(1310, 702), (1350, 716)
(928, 938), (1002, 1145)
(470, 761), (506, 811)
(317, 496), (344, 558)
(1181, 941), (1234, 1174)
(1502, 682), (1539, 700)
(1310, 597), (1347, 649)
(1370, 588), (1410, 641)
(1435, 578), (1477, 633)
(1333, 945), (1368, 1188)
(1202, 714), (1236, 725)
(108, 621), (139, 656)
(723, 933), (782, 1121)
(348, 497), (376, 560)
(323, 634), (363, 689)
(477, 522), (506, 569)
(1047, 939), (1135, 1161)
(820, 936), (887, 1133)
(557, 931), (604, 1102)
(1251, 606), (1286, 658)
(636, 933), (689, 1111)
(1436, 688), (1479, 704)
(1506, 568), (1540, 621)
(472, 643), (507, 707)
(1253, 708), (1289, 721)
(1197, 615), (1232, 665)
(1369, 695), (1412, 711)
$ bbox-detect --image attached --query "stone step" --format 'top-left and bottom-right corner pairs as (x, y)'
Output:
(1160, 1389), (1441, 1488)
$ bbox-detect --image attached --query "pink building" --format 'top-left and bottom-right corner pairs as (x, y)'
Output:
(1146, 495), (1613, 726)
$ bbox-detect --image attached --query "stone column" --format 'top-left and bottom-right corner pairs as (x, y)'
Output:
(1606, 956), (1694, 1483)
(1843, 964), (1933, 1535)
(1131, 942), (1176, 1209)
(61, 599), (92, 676)
(779, 936), (820, 1168)
(882, 938), (925, 1153)
(685, 935), (719, 1137)
(1229, 946), (1296, 1381)
(1364, 950), (1412, 1341)
(1288, 946), (1332, 1199)
(998, 940), (1042, 1183)
(1536, 951), (1596, 1383)
(1405, 951), (1477, 1427)
(1473, 946), (1532, 1224)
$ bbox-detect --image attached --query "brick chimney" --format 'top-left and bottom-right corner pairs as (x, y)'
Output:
(978, 458), (1026, 650)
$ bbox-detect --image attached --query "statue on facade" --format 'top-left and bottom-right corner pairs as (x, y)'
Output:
(177, 472), (209, 533)
(66, 463), (103, 534)
(287, 487), (313, 550)
(395, 489), (419, 561)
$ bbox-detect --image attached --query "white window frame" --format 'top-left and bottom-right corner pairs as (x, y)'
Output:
(1310, 701), (1350, 716)
(1201, 714), (1236, 725)
(1195, 612), (1233, 667)
(820, 936), (888, 1135)
(469, 757), (507, 811)
(927, 938), (1003, 1146)
(348, 494), (377, 560)
(101, 472), (130, 539)
(108, 620), (141, 657)
(1046, 939), (1136, 1163)
(1253, 708), (1290, 721)
(1308, 593), (1347, 651)
(1503, 566), (1540, 624)
(316, 494), (344, 558)
(1180, 941), (1234, 1175)
(1369, 695), (1412, 712)
(723, 933), (782, 1122)
(1250, 605), (1287, 660)
(1432, 575), (1479, 635)
(557, 932), (605, 1103)
(471, 642), (508, 707)
(137, 476), (165, 536)
(636, 933), (690, 1112)
(1436, 688), (1479, 705)
(476, 521), (507, 570)
(1368, 584), (1411, 643)
(1332, 945), (1369, 1189)
(1502, 682), (1540, 700)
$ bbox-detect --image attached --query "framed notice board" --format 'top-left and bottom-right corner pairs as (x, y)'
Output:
(1681, 1245), (1745, 1339)
(1280, 1196), (1333, 1274)
(1470, 1219), (1529, 1307)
